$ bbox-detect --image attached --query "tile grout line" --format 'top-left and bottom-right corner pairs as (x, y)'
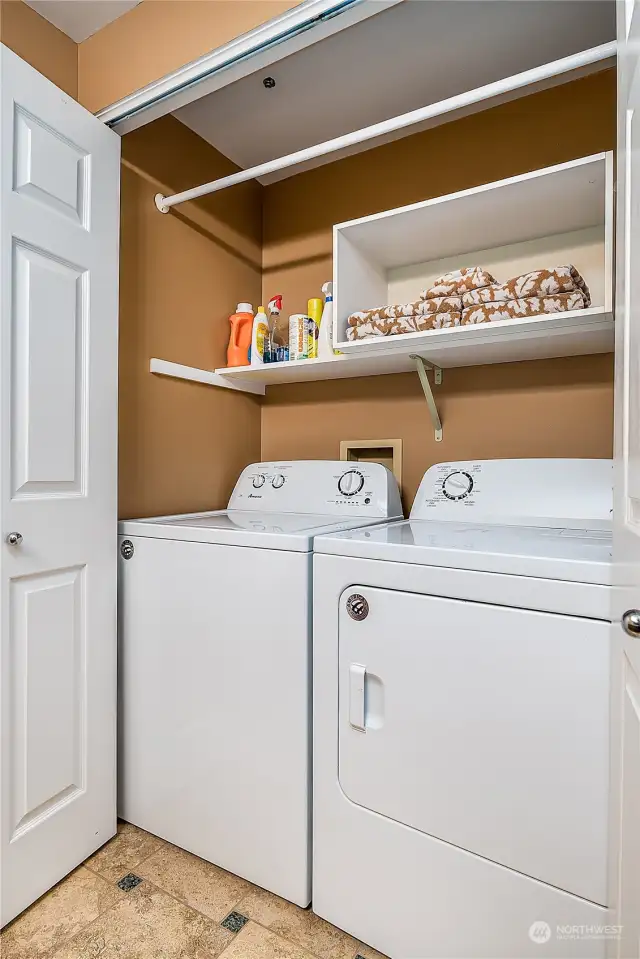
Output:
(31, 865), (132, 959)
(109, 827), (367, 959)
(214, 888), (364, 959)
(45, 828), (367, 959)
(133, 860), (366, 959)
(82, 830), (168, 880)
(32, 837), (168, 959)
(217, 918), (364, 959)
(39, 873), (226, 959)
(37, 869), (365, 959)
(108, 826), (355, 959)
(116, 872), (356, 959)
(222, 886), (366, 959)
(37, 880), (131, 959)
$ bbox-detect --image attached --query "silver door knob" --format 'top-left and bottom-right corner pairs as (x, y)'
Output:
(5, 532), (22, 546)
(622, 609), (640, 637)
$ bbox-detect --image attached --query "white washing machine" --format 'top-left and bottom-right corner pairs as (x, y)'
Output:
(312, 459), (612, 958)
(118, 460), (401, 907)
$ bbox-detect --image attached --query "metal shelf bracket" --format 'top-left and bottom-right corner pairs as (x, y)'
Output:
(411, 355), (443, 442)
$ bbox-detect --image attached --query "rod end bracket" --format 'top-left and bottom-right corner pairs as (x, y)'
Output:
(155, 193), (171, 214)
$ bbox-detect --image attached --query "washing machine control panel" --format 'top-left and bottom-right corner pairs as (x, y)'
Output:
(411, 459), (613, 526)
(442, 470), (474, 500)
(338, 469), (365, 497)
(228, 461), (402, 518)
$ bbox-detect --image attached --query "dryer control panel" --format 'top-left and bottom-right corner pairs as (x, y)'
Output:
(411, 459), (613, 528)
(228, 461), (402, 518)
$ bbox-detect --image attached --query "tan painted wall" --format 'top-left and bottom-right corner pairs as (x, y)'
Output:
(0, 0), (301, 112)
(260, 70), (617, 510)
(119, 115), (263, 518)
(261, 358), (614, 514)
(0, 0), (615, 518)
(0, 0), (77, 97)
(78, 0), (300, 113)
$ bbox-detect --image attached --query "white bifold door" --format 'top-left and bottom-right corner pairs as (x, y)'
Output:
(0, 46), (120, 926)
(610, 2), (640, 956)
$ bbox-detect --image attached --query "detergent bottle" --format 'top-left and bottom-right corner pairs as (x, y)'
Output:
(250, 306), (269, 367)
(318, 282), (336, 359)
(227, 303), (254, 367)
(267, 295), (285, 362)
(307, 298), (323, 359)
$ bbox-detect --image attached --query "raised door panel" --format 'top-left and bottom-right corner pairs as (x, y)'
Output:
(14, 107), (88, 227)
(9, 568), (85, 837)
(12, 242), (86, 496)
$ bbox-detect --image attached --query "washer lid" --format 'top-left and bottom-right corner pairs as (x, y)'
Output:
(314, 519), (613, 584)
(118, 510), (396, 552)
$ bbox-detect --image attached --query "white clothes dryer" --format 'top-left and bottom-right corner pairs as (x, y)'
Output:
(312, 459), (612, 958)
(118, 460), (401, 907)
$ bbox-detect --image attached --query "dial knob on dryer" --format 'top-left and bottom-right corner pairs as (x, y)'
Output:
(272, 474), (285, 489)
(442, 470), (474, 500)
(252, 474), (266, 489)
(338, 470), (364, 496)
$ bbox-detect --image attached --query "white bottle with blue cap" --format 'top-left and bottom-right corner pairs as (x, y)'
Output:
(317, 281), (335, 359)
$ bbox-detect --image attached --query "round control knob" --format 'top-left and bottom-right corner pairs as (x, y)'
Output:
(442, 470), (474, 501)
(272, 474), (285, 489)
(338, 470), (365, 497)
(252, 474), (266, 489)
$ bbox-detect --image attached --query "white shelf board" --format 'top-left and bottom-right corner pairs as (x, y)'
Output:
(334, 153), (607, 271)
(150, 358), (266, 395)
(211, 307), (614, 388)
(214, 353), (419, 384)
(152, 309), (613, 396)
(336, 307), (614, 368)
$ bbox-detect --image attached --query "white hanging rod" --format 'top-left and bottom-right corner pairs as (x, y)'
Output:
(155, 41), (615, 212)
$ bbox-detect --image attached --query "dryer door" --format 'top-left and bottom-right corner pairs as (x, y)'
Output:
(338, 586), (609, 905)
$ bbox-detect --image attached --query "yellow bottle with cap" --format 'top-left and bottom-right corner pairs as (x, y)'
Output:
(307, 298), (322, 359)
(250, 305), (269, 367)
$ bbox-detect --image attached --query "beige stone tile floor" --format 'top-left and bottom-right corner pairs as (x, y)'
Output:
(0, 822), (389, 959)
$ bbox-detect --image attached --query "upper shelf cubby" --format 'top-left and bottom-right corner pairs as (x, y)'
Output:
(333, 152), (614, 365)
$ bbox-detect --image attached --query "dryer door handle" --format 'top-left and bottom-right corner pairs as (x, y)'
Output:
(349, 663), (366, 731)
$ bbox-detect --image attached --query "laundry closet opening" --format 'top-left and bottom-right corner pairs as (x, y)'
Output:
(116, 0), (616, 522)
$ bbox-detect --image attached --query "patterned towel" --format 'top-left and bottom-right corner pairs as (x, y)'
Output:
(421, 267), (496, 300)
(461, 291), (587, 325)
(347, 309), (462, 341)
(345, 265), (590, 342)
(461, 266), (591, 307)
(347, 296), (461, 329)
